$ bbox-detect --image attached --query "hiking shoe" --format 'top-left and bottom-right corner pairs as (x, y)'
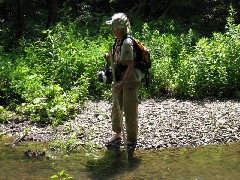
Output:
(105, 137), (122, 151)
(127, 142), (136, 160)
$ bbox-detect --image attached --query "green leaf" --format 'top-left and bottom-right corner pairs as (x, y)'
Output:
(0, 106), (4, 114)
(50, 175), (59, 179)
(59, 170), (65, 176)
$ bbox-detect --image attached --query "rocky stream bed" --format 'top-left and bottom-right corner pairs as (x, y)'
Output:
(1, 98), (240, 150)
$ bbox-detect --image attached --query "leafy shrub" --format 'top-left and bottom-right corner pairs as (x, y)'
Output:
(172, 8), (240, 98)
(1, 20), (111, 125)
(139, 7), (240, 98)
(0, 7), (239, 125)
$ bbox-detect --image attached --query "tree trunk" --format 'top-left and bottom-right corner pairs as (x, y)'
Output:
(15, 0), (25, 39)
(46, 0), (59, 29)
(132, 0), (173, 19)
(149, 0), (173, 18)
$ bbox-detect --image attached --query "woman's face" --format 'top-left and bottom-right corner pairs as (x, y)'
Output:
(112, 27), (123, 40)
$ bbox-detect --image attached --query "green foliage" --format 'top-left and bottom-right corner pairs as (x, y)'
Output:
(50, 170), (73, 180)
(170, 7), (240, 98)
(0, 106), (5, 122)
(0, 20), (111, 125)
(0, 7), (239, 125)
(49, 124), (98, 160)
(136, 7), (240, 99)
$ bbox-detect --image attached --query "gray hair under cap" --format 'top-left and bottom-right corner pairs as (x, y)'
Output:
(106, 13), (130, 31)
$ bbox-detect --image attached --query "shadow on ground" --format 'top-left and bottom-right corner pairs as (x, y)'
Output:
(86, 150), (141, 179)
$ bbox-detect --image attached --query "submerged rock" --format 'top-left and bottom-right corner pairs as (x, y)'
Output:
(25, 150), (46, 157)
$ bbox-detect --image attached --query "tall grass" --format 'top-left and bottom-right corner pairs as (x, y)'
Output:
(0, 7), (239, 124)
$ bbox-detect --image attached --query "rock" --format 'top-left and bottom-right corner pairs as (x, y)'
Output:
(1, 98), (240, 150)
(25, 150), (45, 157)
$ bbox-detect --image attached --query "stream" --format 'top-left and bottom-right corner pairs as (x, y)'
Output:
(1, 136), (240, 179)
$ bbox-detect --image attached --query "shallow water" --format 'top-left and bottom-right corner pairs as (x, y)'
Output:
(1, 136), (240, 180)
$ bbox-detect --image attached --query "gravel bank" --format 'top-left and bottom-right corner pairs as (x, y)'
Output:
(1, 98), (240, 150)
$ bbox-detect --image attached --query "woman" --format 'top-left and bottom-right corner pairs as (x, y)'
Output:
(105, 13), (143, 159)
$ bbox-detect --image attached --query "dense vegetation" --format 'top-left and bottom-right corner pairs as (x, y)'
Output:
(0, 1), (240, 125)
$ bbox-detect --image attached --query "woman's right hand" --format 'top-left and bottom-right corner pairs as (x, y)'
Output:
(112, 81), (124, 93)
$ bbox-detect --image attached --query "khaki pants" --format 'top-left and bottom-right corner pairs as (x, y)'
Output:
(111, 83), (139, 143)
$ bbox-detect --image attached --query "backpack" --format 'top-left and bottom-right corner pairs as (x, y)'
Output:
(113, 34), (151, 88)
